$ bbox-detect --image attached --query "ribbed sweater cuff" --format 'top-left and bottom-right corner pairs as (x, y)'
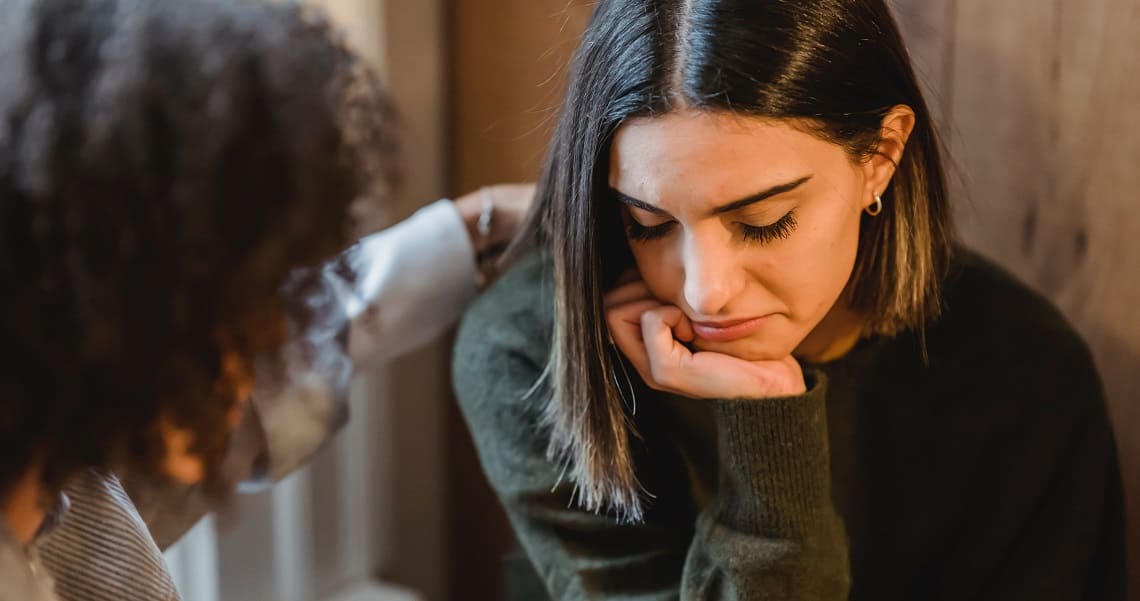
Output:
(709, 370), (832, 537)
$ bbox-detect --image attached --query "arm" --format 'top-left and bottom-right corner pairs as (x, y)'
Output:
(339, 198), (478, 368)
(687, 381), (849, 599)
(343, 184), (534, 368)
(243, 197), (482, 484)
(249, 185), (532, 481)
(129, 185), (534, 547)
(452, 258), (850, 600)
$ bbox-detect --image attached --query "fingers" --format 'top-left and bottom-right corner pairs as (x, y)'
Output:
(604, 283), (808, 399)
(603, 276), (662, 387)
(606, 298), (659, 380)
(664, 306), (694, 342)
(640, 307), (694, 390)
(606, 298), (660, 341)
(603, 277), (699, 394)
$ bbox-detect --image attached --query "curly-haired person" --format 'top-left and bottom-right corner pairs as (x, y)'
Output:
(0, 0), (532, 599)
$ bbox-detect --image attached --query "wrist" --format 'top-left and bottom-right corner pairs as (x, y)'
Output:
(722, 357), (807, 399)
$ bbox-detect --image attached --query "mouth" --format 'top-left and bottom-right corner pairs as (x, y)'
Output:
(691, 315), (770, 343)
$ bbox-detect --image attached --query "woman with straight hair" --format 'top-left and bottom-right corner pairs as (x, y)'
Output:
(454, 0), (1125, 599)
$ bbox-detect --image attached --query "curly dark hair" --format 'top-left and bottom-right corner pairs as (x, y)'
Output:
(0, 0), (398, 500)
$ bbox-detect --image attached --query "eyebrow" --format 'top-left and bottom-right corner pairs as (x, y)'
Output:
(612, 175), (813, 217)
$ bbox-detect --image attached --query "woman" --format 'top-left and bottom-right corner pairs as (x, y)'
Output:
(0, 0), (534, 599)
(452, 0), (1125, 599)
(0, 0), (391, 595)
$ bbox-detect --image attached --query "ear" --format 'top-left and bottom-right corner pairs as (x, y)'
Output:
(862, 105), (916, 208)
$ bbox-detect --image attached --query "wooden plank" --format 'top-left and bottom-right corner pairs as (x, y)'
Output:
(449, 0), (594, 188)
(888, 0), (959, 135)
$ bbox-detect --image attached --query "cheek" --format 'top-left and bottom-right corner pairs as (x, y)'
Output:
(812, 205), (862, 279)
(760, 202), (862, 316)
(629, 244), (682, 302)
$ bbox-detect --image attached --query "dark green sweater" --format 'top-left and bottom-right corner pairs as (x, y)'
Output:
(452, 249), (1124, 600)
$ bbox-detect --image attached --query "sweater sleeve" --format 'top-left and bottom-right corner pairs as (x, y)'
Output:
(684, 377), (849, 599)
(452, 261), (850, 601)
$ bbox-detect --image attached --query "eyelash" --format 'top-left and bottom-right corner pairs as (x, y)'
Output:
(625, 220), (673, 242)
(741, 211), (797, 243)
(626, 211), (798, 245)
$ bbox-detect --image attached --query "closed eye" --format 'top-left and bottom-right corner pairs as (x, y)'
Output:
(626, 219), (676, 242)
(627, 211), (797, 243)
(739, 211), (797, 244)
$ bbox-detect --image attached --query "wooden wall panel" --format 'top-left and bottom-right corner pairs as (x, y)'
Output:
(449, 0), (593, 187)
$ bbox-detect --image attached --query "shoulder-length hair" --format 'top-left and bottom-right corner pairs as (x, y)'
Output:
(512, 0), (954, 520)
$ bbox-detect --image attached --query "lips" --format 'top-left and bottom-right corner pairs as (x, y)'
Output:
(691, 315), (769, 343)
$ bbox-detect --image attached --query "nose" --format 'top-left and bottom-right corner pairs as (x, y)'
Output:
(681, 233), (743, 317)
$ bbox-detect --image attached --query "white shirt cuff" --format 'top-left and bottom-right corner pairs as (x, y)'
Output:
(343, 198), (479, 366)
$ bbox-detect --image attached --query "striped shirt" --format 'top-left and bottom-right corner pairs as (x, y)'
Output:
(38, 471), (180, 601)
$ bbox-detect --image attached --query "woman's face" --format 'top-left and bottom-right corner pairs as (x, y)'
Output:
(609, 110), (882, 362)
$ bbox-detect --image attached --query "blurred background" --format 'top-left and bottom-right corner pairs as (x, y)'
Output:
(163, 0), (1140, 599)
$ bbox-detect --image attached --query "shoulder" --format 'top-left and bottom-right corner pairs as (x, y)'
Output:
(936, 248), (1091, 359)
(452, 250), (555, 416)
(455, 250), (554, 367)
(926, 247), (1104, 405)
(451, 251), (560, 481)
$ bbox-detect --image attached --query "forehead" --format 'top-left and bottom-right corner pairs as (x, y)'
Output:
(609, 111), (844, 203)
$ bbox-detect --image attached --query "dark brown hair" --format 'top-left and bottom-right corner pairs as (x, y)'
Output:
(0, 0), (397, 500)
(513, 0), (953, 520)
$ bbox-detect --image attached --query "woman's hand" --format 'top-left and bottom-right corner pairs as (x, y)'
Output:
(454, 183), (535, 256)
(455, 183), (535, 286)
(604, 277), (806, 399)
